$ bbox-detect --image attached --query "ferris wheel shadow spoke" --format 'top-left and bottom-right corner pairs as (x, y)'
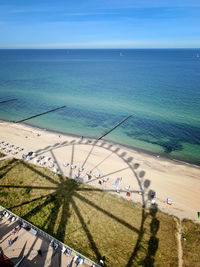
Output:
(22, 193), (56, 221)
(74, 192), (140, 234)
(71, 198), (102, 261)
(21, 161), (59, 185)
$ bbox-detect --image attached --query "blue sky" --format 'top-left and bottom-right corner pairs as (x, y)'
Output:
(0, 0), (200, 48)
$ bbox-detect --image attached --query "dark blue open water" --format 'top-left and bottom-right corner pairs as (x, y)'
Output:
(0, 49), (199, 164)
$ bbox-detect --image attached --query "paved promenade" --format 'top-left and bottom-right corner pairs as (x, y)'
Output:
(0, 215), (93, 267)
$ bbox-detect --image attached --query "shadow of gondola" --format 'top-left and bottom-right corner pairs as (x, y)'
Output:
(144, 206), (160, 267)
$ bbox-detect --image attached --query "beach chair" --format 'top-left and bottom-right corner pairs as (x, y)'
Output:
(70, 164), (76, 169)
(138, 189), (143, 195)
(167, 198), (173, 205)
(116, 187), (120, 193)
(112, 177), (121, 187)
(103, 177), (109, 182)
(125, 185), (130, 190)
(95, 173), (100, 178)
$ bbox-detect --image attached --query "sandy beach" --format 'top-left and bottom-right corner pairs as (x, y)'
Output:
(0, 120), (200, 223)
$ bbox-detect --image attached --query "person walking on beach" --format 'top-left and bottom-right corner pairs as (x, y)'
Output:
(67, 257), (74, 267)
(75, 257), (82, 266)
(11, 227), (17, 234)
(8, 238), (13, 247)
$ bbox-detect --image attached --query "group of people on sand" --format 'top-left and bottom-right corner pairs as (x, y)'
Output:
(67, 255), (83, 267)
(8, 226), (20, 247)
(50, 239), (58, 250)
(8, 238), (13, 247)
(7, 224), (101, 266)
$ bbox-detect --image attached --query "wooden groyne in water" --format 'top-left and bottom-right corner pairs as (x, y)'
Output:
(14, 105), (66, 123)
(98, 114), (132, 140)
(0, 98), (17, 104)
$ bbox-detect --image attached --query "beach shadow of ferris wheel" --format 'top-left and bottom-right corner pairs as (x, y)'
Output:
(62, 138), (159, 266)
(1, 139), (160, 266)
(42, 138), (158, 264)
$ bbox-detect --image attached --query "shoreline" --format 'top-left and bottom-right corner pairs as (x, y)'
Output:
(0, 120), (200, 222)
(3, 118), (199, 169)
(20, 122), (200, 169)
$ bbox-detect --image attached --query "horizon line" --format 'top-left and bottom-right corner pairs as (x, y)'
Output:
(0, 47), (200, 50)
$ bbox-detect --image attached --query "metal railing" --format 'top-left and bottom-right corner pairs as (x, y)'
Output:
(0, 205), (100, 267)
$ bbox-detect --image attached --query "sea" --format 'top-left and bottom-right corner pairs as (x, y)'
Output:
(0, 49), (199, 165)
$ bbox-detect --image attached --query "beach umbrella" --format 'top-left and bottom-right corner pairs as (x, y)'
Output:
(125, 185), (130, 190)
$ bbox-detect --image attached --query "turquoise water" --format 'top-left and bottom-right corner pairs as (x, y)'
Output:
(0, 49), (200, 164)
